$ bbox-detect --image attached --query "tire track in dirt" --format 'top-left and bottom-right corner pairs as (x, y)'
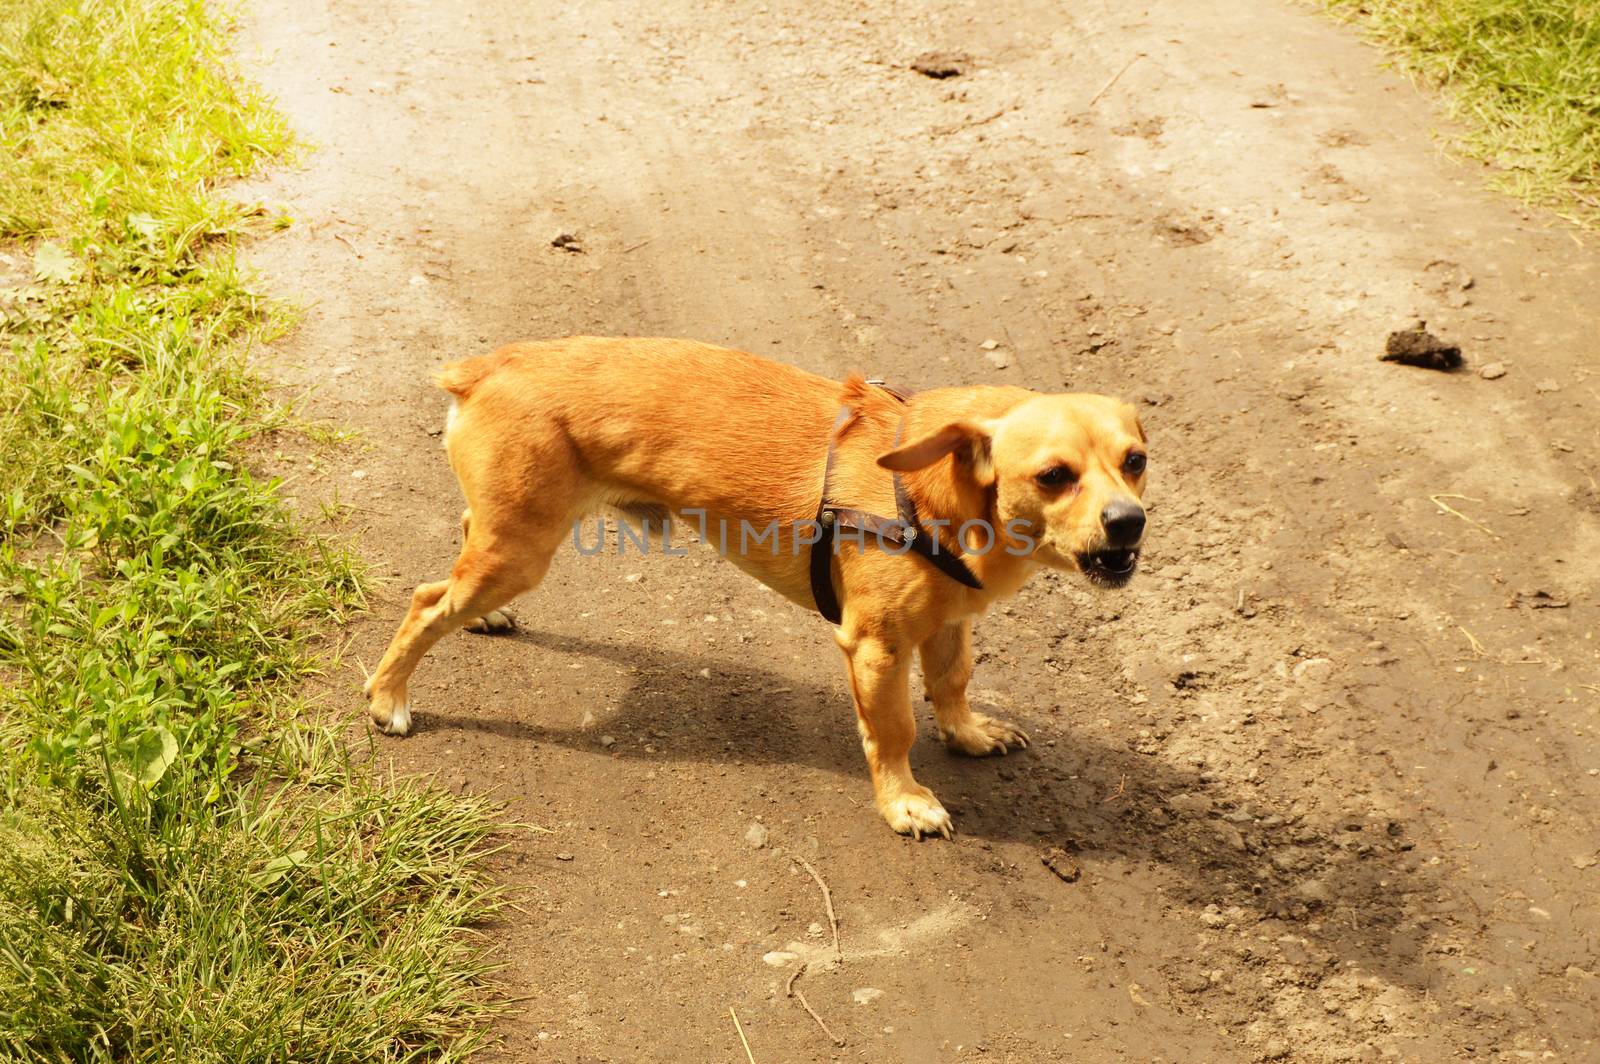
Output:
(243, 0), (1599, 1060)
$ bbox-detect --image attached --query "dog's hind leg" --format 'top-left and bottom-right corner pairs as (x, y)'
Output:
(920, 620), (1029, 756)
(364, 515), (563, 735)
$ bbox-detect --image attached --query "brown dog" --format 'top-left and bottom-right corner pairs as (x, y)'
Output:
(365, 337), (1148, 838)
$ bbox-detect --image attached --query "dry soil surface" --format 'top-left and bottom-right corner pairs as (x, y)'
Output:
(240, 1), (1600, 1061)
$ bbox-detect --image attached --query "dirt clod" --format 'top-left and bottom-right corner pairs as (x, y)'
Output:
(1381, 323), (1462, 371)
(1040, 846), (1081, 882)
(910, 51), (970, 78)
(1157, 217), (1213, 247)
(1509, 589), (1568, 609)
(1168, 792), (1214, 817)
(1479, 361), (1508, 380)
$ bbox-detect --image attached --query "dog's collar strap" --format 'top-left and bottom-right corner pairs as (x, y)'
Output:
(809, 393), (983, 625)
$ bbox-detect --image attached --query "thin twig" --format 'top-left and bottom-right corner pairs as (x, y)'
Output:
(1088, 53), (1143, 107)
(1457, 625), (1487, 658)
(332, 232), (362, 257)
(730, 1006), (757, 1064)
(1101, 772), (1128, 803)
(623, 237), (653, 253)
(1428, 493), (1500, 539)
(792, 856), (842, 965)
(786, 963), (846, 1047)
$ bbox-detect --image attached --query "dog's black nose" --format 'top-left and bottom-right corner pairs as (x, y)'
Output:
(1101, 500), (1146, 547)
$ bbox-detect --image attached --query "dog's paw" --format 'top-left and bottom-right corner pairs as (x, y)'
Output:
(464, 609), (516, 635)
(370, 699), (412, 736)
(365, 682), (413, 736)
(881, 789), (954, 840)
(939, 711), (1030, 757)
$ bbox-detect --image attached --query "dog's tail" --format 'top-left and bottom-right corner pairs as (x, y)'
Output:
(433, 353), (505, 399)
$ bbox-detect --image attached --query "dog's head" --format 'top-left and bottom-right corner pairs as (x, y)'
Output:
(879, 393), (1148, 587)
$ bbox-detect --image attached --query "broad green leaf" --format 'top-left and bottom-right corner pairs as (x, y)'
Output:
(129, 726), (179, 786)
(33, 241), (81, 284)
(126, 212), (161, 240)
(253, 849), (311, 888)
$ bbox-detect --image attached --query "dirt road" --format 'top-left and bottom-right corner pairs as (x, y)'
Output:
(241, 0), (1600, 1059)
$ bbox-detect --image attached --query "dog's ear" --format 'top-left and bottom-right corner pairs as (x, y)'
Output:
(1125, 402), (1147, 445)
(878, 421), (995, 485)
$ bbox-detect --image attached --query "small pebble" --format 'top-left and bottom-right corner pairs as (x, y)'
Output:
(1479, 361), (1507, 380)
(1295, 878), (1330, 904)
(1292, 657), (1334, 683)
(1168, 792), (1213, 817)
(555, 852), (574, 862)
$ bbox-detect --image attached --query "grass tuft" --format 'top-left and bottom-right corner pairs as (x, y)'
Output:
(1, 1), (508, 1059)
(1322, 0), (1600, 226)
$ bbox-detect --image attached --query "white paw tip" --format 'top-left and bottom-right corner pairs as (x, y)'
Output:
(376, 702), (412, 736)
(886, 796), (954, 840)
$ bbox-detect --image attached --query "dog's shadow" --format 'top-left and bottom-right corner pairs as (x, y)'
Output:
(427, 626), (1436, 991)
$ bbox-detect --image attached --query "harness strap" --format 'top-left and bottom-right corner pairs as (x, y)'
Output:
(809, 406), (852, 624)
(809, 387), (983, 625)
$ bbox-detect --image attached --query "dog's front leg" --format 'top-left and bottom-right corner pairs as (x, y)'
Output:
(838, 627), (953, 839)
(920, 621), (1030, 756)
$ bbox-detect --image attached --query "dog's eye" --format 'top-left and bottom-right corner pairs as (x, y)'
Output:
(1123, 452), (1147, 476)
(1036, 465), (1077, 489)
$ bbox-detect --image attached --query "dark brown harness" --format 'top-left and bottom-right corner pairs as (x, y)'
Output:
(809, 382), (983, 624)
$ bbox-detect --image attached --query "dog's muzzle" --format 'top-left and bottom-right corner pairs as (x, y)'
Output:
(1076, 546), (1140, 587)
(1076, 498), (1144, 587)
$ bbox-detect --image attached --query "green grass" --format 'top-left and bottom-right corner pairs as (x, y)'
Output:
(1323, 0), (1600, 225)
(0, 1), (507, 1059)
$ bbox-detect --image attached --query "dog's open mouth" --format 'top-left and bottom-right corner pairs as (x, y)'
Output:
(1076, 548), (1140, 587)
